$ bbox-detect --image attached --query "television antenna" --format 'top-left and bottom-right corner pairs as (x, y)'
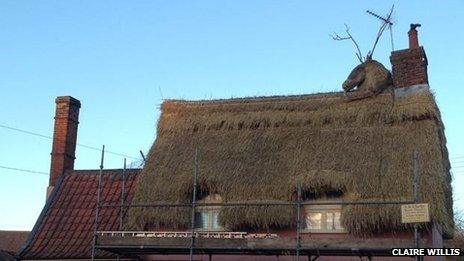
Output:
(331, 5), (395, 62)
(366, 5), (395, 53)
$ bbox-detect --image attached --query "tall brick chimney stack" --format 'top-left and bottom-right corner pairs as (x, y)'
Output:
(390, 24), (428, 88)
(48, 96), (81, 198)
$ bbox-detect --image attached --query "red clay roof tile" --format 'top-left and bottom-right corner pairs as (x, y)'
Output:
(17, 169), (139, 259)
(0, 231), (29, 254)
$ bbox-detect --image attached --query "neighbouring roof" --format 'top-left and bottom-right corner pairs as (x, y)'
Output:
(127, 88), (453, 237)
(0, 230), (29, 253)
(0, 230), (29, 260)
(17, 169), (140, 260)
(0, 250), (15, 261)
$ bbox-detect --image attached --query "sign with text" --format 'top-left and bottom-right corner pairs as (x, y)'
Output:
(401, 203), (430, 223)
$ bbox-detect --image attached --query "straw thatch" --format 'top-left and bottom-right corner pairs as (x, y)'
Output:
(127, 88), (453, 236)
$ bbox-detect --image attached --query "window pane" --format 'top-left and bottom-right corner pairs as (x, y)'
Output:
(194, 212), (209, 228)
(327, 212), (335, 230)
(326, 211), (343, 230)
(306, 212), (322, 230)
(203, 212), (210, 228)
(211, 212), (221, 229)
(194, 212), (202, 228)
(334, 212), (342, 230)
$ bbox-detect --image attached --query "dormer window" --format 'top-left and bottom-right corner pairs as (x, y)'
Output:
(303, 201), (345, 233)
(194, 194), (223, 231)
(194, 211), (221, 230)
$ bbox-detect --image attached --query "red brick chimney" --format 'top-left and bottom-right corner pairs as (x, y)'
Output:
(48, 96), (81, 198)
(390, 24), (428, 88)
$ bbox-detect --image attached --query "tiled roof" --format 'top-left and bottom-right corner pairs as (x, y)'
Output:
(0, 250), (16, 261)
(0, 230), (29, 253)
(17, 169), (140, 260)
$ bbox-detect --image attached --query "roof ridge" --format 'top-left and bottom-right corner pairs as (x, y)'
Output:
(65, 168), (141, 173)
(163, 91), (346, 104)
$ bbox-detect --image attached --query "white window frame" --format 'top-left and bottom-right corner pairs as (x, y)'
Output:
(302, 202), (346, 233)
(194, 194), (224, 231)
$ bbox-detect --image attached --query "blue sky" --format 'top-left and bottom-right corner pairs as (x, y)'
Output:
(0, 0), (463, 230)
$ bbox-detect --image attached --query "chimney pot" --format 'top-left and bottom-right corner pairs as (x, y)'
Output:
(408, 23), (421, 49)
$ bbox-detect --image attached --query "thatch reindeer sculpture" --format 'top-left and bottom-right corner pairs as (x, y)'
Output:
(342, 58), (392, 100)
(332, 7), (394, 101)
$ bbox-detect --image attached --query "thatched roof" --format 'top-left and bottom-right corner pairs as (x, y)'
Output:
(127, 88), (453, 237)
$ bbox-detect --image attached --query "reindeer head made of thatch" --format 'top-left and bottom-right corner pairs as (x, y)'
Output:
(331, 6), (395, 100)
(342, 59), (393, 101)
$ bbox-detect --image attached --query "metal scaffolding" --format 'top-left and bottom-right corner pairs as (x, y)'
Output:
(91, 148), (422, 261)
(91, 145), (105, 261)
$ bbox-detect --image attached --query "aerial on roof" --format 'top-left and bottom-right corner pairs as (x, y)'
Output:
(17, 169), (139, 260)
(127, 88), (453, 237)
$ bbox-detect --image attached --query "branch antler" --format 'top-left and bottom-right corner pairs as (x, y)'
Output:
(331, 24), (364, 63)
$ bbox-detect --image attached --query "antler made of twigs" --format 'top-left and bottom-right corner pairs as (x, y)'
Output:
(330, 24), (364, 63)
